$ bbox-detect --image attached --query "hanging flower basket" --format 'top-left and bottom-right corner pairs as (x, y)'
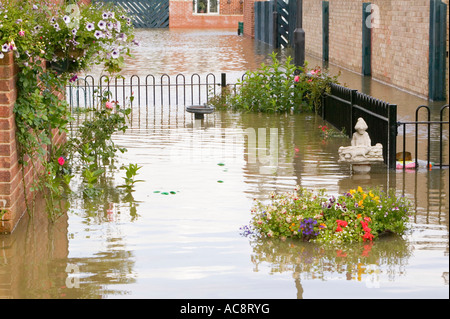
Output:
(48, 47), (86, 74)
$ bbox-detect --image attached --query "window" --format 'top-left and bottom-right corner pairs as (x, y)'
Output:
(193, 0), (219, 14)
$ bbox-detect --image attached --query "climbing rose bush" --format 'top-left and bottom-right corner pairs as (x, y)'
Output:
(243, 186), (412, 244)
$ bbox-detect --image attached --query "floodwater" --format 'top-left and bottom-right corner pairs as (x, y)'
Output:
(0, 29), (448, 299)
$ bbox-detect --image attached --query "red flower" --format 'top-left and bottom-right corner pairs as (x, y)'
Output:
(336, 220), (348, 227)
(360, 220), (371, 233)
(336, 225), (343, 232)
(58, 157), (65, 166)
(363, 232), (374, 241)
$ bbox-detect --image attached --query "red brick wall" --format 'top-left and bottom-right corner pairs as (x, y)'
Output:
(170, 0), (243, 28)
(301, 0), (448, 100)
(0, 52), (66, 233)
(0, 52), (31, 233)
(243, 0), (255, 38)
(220, 0), (244, 15)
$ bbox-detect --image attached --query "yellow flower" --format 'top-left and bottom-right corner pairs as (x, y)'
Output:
(369, 191), (374, 198)
(357, 214), (362, 219)
(358, 200), (364, 208)
(349, 189), (356, 195)
(363, 194), (367, 200)
(357, 186), (363, 193)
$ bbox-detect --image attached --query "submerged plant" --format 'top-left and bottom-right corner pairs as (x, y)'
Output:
(118, 163), (144, 192)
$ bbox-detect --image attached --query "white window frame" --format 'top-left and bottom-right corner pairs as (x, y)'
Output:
(193, 0), (220, 15)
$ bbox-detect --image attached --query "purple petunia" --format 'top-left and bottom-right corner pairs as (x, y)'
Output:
(1, 43), (9, 52)
(86, 22), (95, 31)
(94, 30), (103, 39)
(111, 48), (120, 59)
(98, 20), (106, 30)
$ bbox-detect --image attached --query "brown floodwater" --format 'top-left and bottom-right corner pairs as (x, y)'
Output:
(0, 29), (448, 299)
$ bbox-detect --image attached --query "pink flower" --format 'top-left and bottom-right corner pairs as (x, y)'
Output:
(105, 101), (113, 109)
(310, 69), (320, 75)
(18, 30), (25, 36)
(294, 75), (299, 82)
(58, 157), (65, 166)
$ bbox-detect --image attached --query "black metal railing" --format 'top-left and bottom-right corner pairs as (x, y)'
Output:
(67, 73), (223, 109)
(68, 73), (448, 171)
(321, 83), (398, 169)
(397, 104), (449, 169)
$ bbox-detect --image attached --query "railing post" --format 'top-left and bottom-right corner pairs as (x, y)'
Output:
(294, 0), (305, 68)
(388, 104), (398, 169)
(322, 1), (329, 62)
(439, 104), (449, 168)
(221, 73), (227, 88)
(272, 9), (278, 48)
(362, 2), (372, 76)
(350, 89), (358, 136)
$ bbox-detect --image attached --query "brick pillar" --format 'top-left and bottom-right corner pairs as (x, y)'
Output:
(0, 52), (46, 233)
(243, 0), (255, 38)
(0, 52), (21, 233)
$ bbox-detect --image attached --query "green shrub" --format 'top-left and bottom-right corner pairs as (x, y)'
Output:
(224, 52), (338, 113)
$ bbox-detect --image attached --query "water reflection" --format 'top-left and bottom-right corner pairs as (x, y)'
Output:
(250, 237), (412, 298)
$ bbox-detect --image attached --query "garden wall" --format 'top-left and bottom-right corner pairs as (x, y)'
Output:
(0, 52), (65, 233)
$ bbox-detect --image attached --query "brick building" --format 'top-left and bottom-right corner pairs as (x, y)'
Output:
(244, 0), (449, 101)
(169, 0), (244, 28)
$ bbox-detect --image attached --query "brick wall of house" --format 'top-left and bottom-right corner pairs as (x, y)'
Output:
(303, 0), (322, 60)
(370, 0), (430, 98)
(299, 0), (449, 100)
(170, 0), (243, 28)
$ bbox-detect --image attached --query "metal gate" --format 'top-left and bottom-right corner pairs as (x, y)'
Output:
(99, 0), (169, 28)
(254, 0), (296, 48)
(276, 0), (295, 48)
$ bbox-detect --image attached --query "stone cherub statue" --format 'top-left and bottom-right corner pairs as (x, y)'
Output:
(338, 117), (383, 163)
